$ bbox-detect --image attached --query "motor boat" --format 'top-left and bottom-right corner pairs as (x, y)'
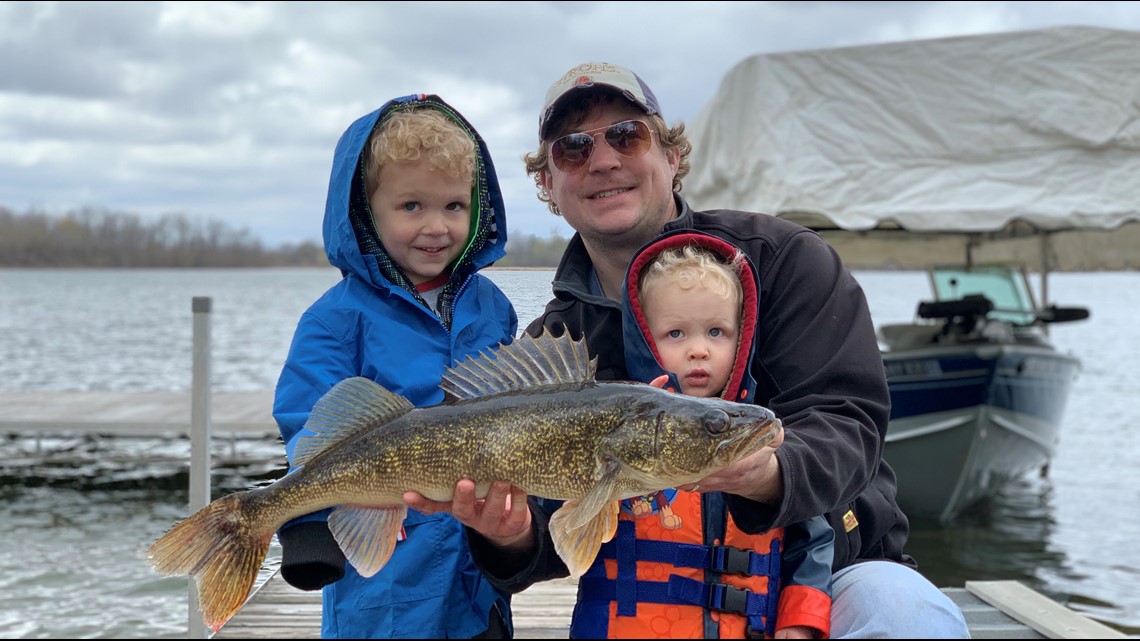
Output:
(877, 264), (1087, 521)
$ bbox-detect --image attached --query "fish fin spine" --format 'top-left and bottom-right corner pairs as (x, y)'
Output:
(441, 327), (598, 401)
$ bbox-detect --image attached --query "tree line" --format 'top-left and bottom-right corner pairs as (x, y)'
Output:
(494, 231), (569, 268)
(0, 206), (569, 268)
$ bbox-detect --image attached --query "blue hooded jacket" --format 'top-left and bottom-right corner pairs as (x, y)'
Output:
(273, 94), (517, 638)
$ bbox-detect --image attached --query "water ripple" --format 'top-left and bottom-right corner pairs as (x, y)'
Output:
(0, 268), (1136, 637)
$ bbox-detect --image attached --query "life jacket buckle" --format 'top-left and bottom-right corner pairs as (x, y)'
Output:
(711, 545), (754, 576)
(706, 582), (750, 615)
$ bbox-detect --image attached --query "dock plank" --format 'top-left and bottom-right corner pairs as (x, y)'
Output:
(966, 580), (1126, 639)
(0, 390), (277, 435)
(212, 572), (1120, 640)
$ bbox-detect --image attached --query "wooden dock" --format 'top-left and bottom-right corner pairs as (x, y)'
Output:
(0, 390), (277, 437)
(0, 391), (1127, 639)
(214, 571), (1126, 639)
(0, 390), (280, 468)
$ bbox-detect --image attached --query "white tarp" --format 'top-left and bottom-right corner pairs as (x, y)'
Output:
(683, 26), (1140, 269)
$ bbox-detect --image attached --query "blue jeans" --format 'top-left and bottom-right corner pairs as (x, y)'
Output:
(831, 561), (971, 638)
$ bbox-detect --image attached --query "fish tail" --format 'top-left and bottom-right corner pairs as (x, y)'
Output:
(146, 493), (271, 632)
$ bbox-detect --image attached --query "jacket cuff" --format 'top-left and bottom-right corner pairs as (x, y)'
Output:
(279, 521), (346, 591)
(725, 448), (797, 532)
(724, 492), (779, 533)
(776, 585), (831, 638)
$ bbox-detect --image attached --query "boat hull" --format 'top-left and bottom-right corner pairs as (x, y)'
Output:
(883, 343), (1079, 522)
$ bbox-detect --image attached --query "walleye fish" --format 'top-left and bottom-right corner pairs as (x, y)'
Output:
(146, 330), (782, 631)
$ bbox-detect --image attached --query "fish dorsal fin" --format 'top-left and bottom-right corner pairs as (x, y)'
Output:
(293, 377), (414, 466)
(441, 328), (597, 401)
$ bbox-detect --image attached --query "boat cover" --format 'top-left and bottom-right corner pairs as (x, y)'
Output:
(683, 26), (1140, 270)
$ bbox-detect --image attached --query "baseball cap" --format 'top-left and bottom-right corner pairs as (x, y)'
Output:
(539, 62), (661, 138)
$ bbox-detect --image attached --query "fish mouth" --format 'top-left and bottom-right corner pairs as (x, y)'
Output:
(716, 416), (782, 458)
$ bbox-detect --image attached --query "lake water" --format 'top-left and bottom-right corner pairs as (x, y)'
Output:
(0, 267), (1136, 638)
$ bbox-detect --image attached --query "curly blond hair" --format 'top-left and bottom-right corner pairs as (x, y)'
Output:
(523, 92), (691, 216)
(638, 244), (745, 309)
(366, 108), (475, 198)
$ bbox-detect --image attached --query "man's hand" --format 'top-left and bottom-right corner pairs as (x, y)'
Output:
(650, 372), (786, 503)
(676, 427), (784, 502)
(404, 479), (535, 552)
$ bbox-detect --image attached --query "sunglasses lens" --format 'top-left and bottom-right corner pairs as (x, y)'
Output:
(550, 120), (655, 173)
(552, 133), (594, 172)
(604, 120), (652, 156)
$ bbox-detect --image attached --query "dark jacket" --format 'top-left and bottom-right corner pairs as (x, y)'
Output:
(469, 194), (910, 594)
(274, 94), (517, 638)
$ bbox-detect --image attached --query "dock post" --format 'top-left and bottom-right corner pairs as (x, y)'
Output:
(189, 297), (213, 639)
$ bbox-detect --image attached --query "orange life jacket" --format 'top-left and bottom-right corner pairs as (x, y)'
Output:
(571, 489), (782, 639)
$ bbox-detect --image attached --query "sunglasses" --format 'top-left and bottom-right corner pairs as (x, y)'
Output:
(550, 119), (656, 173)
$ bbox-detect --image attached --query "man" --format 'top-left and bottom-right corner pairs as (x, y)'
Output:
(407, 62), (969, 638)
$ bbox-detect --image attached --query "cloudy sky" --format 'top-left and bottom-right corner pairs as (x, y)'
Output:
(3, 1), (1139, 247)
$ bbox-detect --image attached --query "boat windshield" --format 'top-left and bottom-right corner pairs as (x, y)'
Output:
(930, 264), (1037, 325)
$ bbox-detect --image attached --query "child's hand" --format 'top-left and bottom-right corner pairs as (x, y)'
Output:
(775, 625), (817, 639)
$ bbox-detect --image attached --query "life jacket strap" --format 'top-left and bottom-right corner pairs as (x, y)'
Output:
(578, 574), (774, 635)
(598, 535), (778, 577)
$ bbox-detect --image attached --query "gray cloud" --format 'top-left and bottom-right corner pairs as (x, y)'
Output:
(1, 1), (1137, 246)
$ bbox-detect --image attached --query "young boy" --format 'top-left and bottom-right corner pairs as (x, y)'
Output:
(272, 95), (517, 638)
(568, 231), (832, 639)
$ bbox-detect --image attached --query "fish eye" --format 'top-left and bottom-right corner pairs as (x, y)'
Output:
(703, 409), (730, 435)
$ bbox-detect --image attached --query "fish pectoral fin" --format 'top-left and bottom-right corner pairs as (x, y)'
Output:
(328, 505), (407, 578)
(601, 500), (619, 543)
(549, 499), (617, 579)
(563, 464), (621, 531)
